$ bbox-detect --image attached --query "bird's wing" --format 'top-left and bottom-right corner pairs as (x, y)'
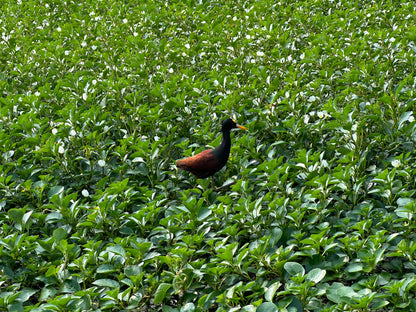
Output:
(176, 149), (218, 178)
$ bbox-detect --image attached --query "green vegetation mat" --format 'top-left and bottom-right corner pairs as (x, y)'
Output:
(1, 0), (416, 311)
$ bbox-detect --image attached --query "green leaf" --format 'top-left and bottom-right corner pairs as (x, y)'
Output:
(39, 286), (58, 301)
(48, 185), (64, 198)
(53, 228), (67, 243)
(7, 302), (23, 312)
(345, 263), (363, 273)
(256, 302), (278, 312)
(125, 265), (142, 276)
(284, 262), (305, 276)
(107, 244), (126, 258)
(269, 228), (282, 247)
(92, 279), (120, 288)
(197, 206), (211, 220)
(44, 212), (63, 223)
(398, 111), (413, 129)
(326, 283), (357, 304)
(240, 305), (256, 312)
(17, 288), (37, 302)
(265, 281), (281, 302)
(154, 283), (171, 305)
(8, 209), (23, 222)
(305, 268), (326, 283)
(96, 264), (116, 274)
(180, 302), (195, 311)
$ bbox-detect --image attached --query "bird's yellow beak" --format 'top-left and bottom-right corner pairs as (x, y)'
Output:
(232, 119), (247, 131)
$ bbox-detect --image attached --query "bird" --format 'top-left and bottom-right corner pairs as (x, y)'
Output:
(176, 118), (247, 187)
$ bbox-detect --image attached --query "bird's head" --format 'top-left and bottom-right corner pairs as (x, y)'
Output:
(222, 118), (247, 132)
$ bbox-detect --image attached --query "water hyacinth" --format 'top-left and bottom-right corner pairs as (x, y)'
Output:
(0, 0), (415, 311)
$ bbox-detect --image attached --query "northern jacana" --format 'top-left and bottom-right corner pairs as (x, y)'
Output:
(176, 118), (247, 187)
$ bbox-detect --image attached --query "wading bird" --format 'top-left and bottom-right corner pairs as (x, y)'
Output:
(176, 118), (247, 188)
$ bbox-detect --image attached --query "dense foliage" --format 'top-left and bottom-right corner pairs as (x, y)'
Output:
(1, 0), (416, 311)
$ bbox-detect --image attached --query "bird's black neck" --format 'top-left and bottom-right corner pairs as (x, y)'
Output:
(211, 130), (231, 164)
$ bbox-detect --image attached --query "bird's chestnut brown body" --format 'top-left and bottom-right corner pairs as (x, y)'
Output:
(176, 119), (246, 179)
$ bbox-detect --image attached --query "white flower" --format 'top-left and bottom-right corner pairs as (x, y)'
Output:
(82, 93), (88, 101)
(69, 129), (76, 136)
(246, 34), (251, 39)
(304, 115), (310, 124)
(308, 96), (318, 102)
(257, 51), (265, 57)
(58, 145), (65, 154)
(98, 159), (106, 167)
(167, 68), (173, 73)
(65, 50), (70, 55)
(57, 27), (61, 32)
(391, 159), (401, 168)
(81, 41), (87, 47)
(123, 18), (128, 24)
(92, 79), (97, 85)
(316, 111), (328, 119)
(52, 128), (58, 135)
(35, 91), (40, 97)
(81, 189), (89, 197)
(185, 43), (190, 49)
(133, 32), (138, 37)
(91, 45), (97, 50)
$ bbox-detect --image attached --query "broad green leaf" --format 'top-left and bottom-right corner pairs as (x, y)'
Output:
(92, 279), (120, 288)
(265, 281), (281, 302)
(7, 302), (23, 312)
(305, 268), (326, 283)
(48, 185), (64, 198)
(398, 111), (413, 129)
(53, 228), (67, 243)
(39, 286), (58, 301)
(154, 283), (171, 305)
(96, 264), (116, 274)
(180, 302), (195, 312)
(44, 212), (63, 223)
(345, 263), (363, 273)
(284, 262), (305, 276)
(125, 265), (142, 276)
(17, 288), (37, 302)
(270, 228), (282, 246)
(8, 209), (23, 222)
(256, 302), (278, 312)
(107, 244), (126, 258)
(240, 305), (256, 312)
(197, 206), (211, 220)
(326, 283), (357, 304)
